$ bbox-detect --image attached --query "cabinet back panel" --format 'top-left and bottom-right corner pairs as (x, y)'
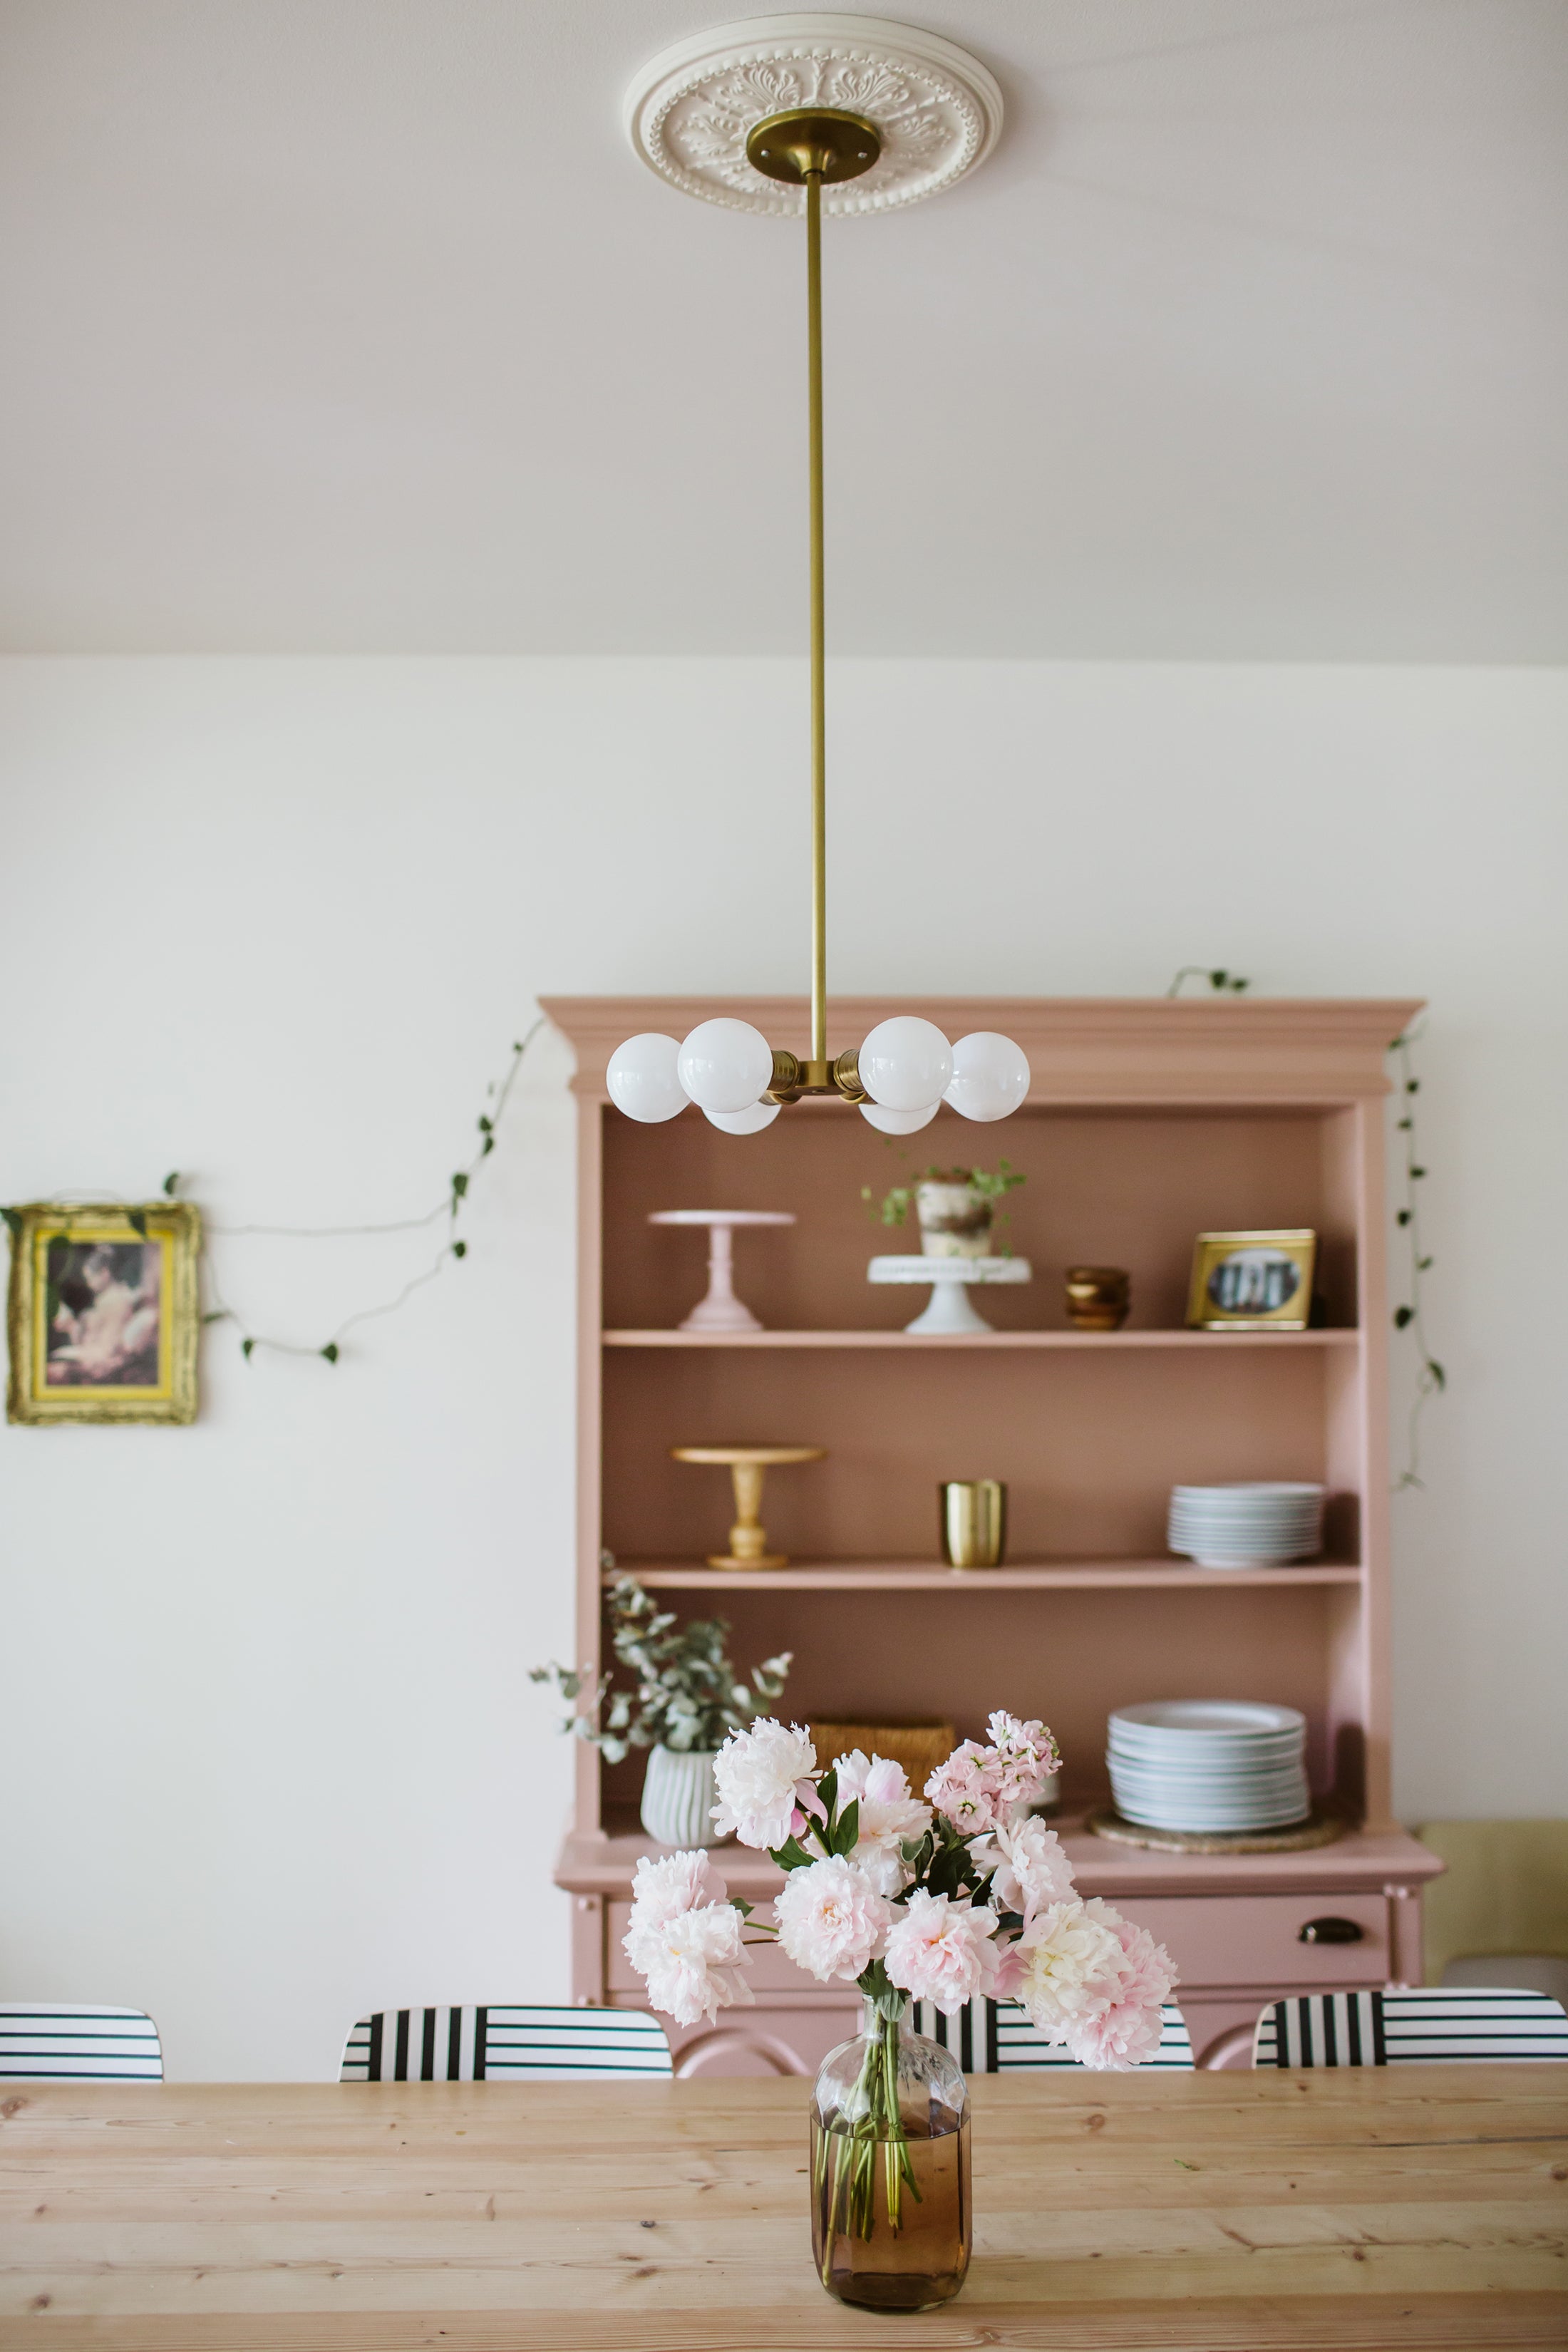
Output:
(603, 1346), (1331, 1562)
(602, 1104), (1355, 1334)
(598, 1583), (1336, 1815)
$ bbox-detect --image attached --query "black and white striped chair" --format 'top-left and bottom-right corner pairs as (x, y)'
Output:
(0, 2005), (163, 2081)
(914, 1998), (1193, 2071)
(1255, 1986), (1568, 2067)
(339, 2005), (672, 2082)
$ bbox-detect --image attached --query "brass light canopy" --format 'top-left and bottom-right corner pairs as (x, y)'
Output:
(608, 26), (1028, 1140)
(745, 108), (882, 187)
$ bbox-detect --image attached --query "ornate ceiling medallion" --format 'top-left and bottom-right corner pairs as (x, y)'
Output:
(622, 13), (1004, 217)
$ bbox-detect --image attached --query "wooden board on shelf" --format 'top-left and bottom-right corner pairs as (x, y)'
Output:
(607, 1558), (1364, 1592)
(603, 1326), (1362, 1348)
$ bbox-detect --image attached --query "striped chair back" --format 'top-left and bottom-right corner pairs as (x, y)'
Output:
(913, 1998), (1193, 2071)
(0, 2005), (163, 2082)
(1256, 1986), (1568, 2066)
(339, 2005), (672, 2082)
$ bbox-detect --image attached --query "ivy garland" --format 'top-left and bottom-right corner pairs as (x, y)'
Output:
(1388, 1026), (1444, 1488)
(1162, 969), (1443, 1488)
(2, 1019), (545, 1371)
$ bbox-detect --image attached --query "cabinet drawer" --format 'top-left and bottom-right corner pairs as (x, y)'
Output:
(1124, 1894), (1388, 1990)
(606, 1899), (818, 1995)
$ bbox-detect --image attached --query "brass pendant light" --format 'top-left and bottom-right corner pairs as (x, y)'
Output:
(610, 24), (1026, 1138)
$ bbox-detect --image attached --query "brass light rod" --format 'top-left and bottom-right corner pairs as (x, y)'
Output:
(746, 108), (881, 1098)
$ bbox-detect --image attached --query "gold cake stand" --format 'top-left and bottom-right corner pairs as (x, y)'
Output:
(671, 1445), (827, 1569)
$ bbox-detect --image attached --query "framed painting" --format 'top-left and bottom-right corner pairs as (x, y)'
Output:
(6, 1202), (201, 1424)
(1185, 1227), (1318, 1332)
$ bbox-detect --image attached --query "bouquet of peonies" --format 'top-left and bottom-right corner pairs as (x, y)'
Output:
(622, 1712), (1178, 2070)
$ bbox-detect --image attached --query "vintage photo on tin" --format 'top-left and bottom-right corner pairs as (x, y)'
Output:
(1185, 1228), (1318, 1331)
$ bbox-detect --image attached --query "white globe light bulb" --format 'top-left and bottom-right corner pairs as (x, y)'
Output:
(676, 1018), (774, 1115)
(607, 1033), (688, 1123)
(705, 1100), (781, 1135)
(860, 1100), (939, 1135)
(944, 1031), (1031, 1123)
(858, 1016), (953, 1113)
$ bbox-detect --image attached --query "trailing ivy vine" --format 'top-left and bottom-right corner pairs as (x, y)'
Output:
(4, 1020), (545, 1371)
(1388, 1026), (1444, 1488)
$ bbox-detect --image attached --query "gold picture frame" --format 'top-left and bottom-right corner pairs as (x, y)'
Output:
(6, 1202), (201, 1424)
(1185, 1228), (1318, 1331)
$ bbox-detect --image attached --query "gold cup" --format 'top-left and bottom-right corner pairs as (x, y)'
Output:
(940, 1480), (1008, 1569)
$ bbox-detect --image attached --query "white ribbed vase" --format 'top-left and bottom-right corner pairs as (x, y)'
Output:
(640, 1745), (723, 1847)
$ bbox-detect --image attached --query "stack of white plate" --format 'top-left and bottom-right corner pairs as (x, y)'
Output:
(1107, 1701), (1310, 1831)
(1167, 1482), (1326, 1569)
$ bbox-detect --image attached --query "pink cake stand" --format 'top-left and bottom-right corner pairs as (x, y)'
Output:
(649, 1210), (796, 1334)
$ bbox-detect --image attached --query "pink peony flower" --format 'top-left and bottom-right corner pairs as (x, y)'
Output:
(883, 1889), (1001, 2016)
(984, 1711), (1062, 1811)
(711, 1719), (817, 1850)
(625, 1848), (727, 1931)
(969, 1815), (1077, 1924)
(632, 1899), (753, 2028)
(833, 1750), (932, 1896)
(1064, 1906), (1179, 2071)
(924, 1740), (1004, 1837)
(1013, 1898), (1128, 2041)
(773, 1855), (894, 1984)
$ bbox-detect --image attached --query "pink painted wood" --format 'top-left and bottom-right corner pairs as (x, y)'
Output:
(542, 995), (1436, 2075)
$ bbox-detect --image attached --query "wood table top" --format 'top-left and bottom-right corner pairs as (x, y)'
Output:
(1, 2070), (1564, 2349)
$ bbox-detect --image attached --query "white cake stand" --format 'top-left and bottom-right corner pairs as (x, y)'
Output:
(868, 1254), (1033, 1336)
(650, 1210), (795, 1334)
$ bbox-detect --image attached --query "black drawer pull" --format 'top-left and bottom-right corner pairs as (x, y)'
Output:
(1299, 1916), (1365, 1945)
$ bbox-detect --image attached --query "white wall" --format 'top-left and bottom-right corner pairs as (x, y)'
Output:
(1, 656), (1564, 2078)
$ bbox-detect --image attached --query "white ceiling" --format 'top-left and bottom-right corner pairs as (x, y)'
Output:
(1, 0), (1564, 658)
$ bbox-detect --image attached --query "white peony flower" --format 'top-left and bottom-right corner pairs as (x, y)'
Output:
(882, 1889), (1001, 2016)
(833, 1750), (932, 1897)
(1013, 1898), (1128, 2041)
(630, 1899), (753, 2028)
(969, 1815), (1076, 1924)
(625, 1848), (727, 1931)
(711, 1718), (817, 1850)
(773, 1855), (893, 1984)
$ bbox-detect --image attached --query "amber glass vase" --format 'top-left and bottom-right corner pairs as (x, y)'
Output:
(810, 1996), (971, 2311)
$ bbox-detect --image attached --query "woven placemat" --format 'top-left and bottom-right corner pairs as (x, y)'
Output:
(1085, 1807), (1346, 1855)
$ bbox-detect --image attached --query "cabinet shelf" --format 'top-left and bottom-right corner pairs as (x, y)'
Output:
(607, 1558), (1363, 1593)
(602, 1326), (1360, 1350)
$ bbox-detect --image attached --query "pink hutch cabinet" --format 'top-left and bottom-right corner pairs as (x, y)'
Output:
(546, 995), (1441, 2072)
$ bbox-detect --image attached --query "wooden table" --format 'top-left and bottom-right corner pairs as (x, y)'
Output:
(2, 2072), (1564, 2348)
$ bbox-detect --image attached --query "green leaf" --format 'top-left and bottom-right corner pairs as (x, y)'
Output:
(126, 1209), (148, 1239)
(768, 1836), (815, 1872)
(200, 1309), (229, 1325)
(2, 1207), (21, 1240)
(1393, 1306), (1413, 1329)
(321, 1342), (339, 1363)
(1396, 1209), (1410, 1227)
(1406, 1080), (1420, 1093)
(451, 1171), (469, 1200)
(1410, 1166), (1427, 1179)
(1417, 1256), (1433, 1271)
(241, 1337), (255, 1361)
(1397, 1118), (1412, 1130)
(162, 1171), (180, 1197)
(452, 1239), (467, 1259)
(832, 1799), (860, 1858)
(480, 1135), (494, 1155)
(478, 1115), (493, 1133)
(1428, 1361), (1446, 1390)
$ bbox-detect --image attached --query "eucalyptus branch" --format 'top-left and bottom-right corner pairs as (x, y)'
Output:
(1389, 1026), (1445, 1489)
